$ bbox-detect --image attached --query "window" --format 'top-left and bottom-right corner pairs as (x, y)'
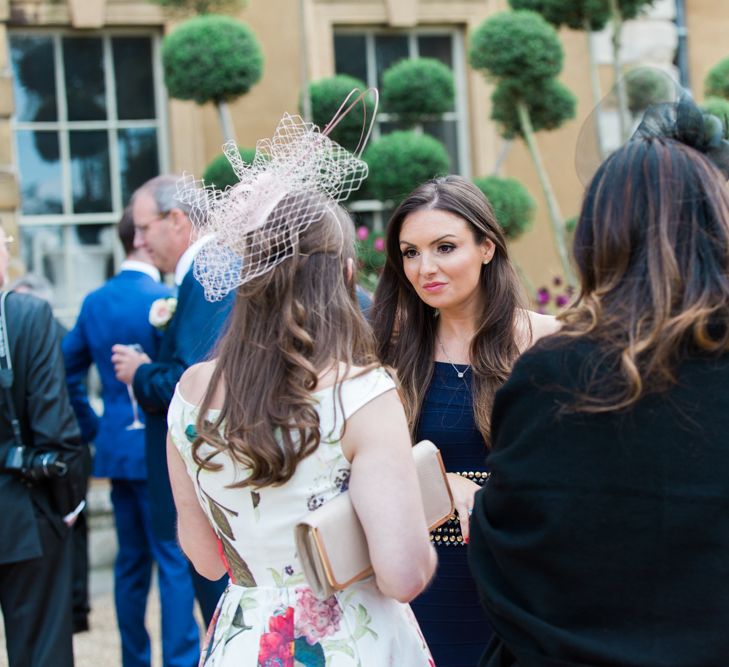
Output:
(9, 31), (168, 320)
(333, 29), (470, 230)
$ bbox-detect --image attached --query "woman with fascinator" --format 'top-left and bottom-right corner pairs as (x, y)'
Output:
(372, 175), (559, 666)
(164, 108), (437, 665)
(468, 96), (729, 666)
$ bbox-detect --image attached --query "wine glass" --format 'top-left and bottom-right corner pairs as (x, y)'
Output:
(124, 344), (145, 431)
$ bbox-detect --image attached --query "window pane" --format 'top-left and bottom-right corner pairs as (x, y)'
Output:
(423, 120), (459, 173)
(374, 35), (408, 89)
(63, 37), (107, 121)
(70, 130), (111, 213)
(10, 35), (58, 122)
(16, 130), (63, 214)
(334, 34), (368, 84)
(418, 35), (453, 68)
(118, 128), (159, 204)
(113, 37), (156, 120)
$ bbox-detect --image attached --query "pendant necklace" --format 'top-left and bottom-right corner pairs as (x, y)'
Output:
(437, 336), (471, 379)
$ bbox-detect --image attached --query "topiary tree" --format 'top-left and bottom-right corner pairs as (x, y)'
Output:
(625, 67), (674, 115)
(364, 131), (450, 205)
(702, 96), (729, 126)
(510, 0), (655, 148)
(307, 75), (375, 150)
(473, 176), (536, 241)
(162, 15), (263, 143)
(470, 10), (576, 283)
(149, 0), (247, 14)
(705, 58), (729, 100)
(202, 146), (256, 189)
(381, 58), (455, 124)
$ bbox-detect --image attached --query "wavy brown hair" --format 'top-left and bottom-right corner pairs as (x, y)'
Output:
(192, 200), (377, 487)
(372, 175), (525, 443)
(561, 137), (729, 412)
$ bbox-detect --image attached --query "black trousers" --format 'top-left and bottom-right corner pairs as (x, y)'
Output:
(0, 513), (74, 667)
(71, 508), (89, 632)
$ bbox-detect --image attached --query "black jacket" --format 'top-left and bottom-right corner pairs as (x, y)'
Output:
(0, 292), (82, 565)
(469, 337), (729, 667)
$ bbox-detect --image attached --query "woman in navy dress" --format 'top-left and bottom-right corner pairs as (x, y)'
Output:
(373, 176), (557, 666)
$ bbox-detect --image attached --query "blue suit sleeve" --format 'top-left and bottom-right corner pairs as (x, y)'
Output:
(132, 275), (231, 415)
(62, 305), (100, 443)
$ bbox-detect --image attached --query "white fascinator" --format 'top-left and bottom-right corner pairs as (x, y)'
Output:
(177, 89), (378, 302)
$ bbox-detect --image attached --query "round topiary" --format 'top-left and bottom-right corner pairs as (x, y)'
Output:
(364, 131), (450, 204)
(705, 58), (729, 101)
(491, 78), (576, 139)
(625, 67), (674, 114)
(382, 58), (455, 122)
(702, 97), (729, 127)
(508, 0), (611, 31)
(307, 75), (374, 150)
(162, 15), (263, 104)
(469, 11), (563, 88)
(617, 0), (655, 20)
(473, 176), (536, 241)
(202, 147), (256, 189)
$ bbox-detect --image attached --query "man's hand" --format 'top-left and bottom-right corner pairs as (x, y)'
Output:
(112, 344), (151, 385)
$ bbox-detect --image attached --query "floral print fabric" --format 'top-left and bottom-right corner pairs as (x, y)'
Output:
(168, 368), (434, 667)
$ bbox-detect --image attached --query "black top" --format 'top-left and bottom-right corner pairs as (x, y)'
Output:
(469, 337), (729, 667)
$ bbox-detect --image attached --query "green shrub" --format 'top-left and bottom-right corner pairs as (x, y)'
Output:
(162, 15), (263, 104)
(508, 0), (611, 31)
(382, 58), (455, 122)
(202, 147), (256, 189)
(491, 78), (576, 139)
(705, 58), (729, 100)
(364, 131), (450, 204)
(702, 96), (729, 129)
(469, 11), (563, 88)
(473, 176), (535, 241)
(307, 75), (374, 150)
(625, 67), (674, 114)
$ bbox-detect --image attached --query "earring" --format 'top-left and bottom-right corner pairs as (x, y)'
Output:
(483, 259), (490, 265)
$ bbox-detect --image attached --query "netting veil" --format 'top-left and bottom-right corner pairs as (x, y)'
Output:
(177, 90), (377, 302)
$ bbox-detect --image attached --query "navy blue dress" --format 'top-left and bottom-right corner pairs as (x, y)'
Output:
(413, 362), (492, 667)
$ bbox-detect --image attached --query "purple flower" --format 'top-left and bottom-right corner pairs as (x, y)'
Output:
(373, 237), (385, 252)
(356, 226), (369, 241)
(555, 294), (569, 308)
(536, 287), (550, 305)
(284, 565), (294, 576)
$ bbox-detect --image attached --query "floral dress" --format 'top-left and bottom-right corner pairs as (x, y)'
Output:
(167, 367), (435, 667)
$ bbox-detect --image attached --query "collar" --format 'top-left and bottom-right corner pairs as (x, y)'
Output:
(174, 235), (211, 286)
(120, 260), (161, 282)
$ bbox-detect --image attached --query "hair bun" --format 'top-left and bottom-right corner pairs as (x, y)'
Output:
(632, 95), (729, 178)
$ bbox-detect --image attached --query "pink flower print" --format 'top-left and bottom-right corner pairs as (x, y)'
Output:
(294, 587), (342, 645)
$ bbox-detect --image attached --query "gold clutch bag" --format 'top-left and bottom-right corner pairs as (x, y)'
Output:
(294, 439), (454, 598)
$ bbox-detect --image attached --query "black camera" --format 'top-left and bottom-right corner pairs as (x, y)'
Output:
(3, 444), (68, 483)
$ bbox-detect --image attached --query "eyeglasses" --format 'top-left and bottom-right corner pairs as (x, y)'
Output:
(134, 211), (170, 237)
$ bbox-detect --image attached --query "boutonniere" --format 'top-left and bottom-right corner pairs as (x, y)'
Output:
(149, 297), (178, 330)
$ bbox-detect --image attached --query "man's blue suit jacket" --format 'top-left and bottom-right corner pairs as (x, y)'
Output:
(133, 267), (233, 542)
(63, 269), (172, 480)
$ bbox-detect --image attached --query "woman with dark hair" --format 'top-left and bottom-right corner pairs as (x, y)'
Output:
(468, 99), (729, 666)
(373, 175), (557, 666)
(165, 115), (437, 666)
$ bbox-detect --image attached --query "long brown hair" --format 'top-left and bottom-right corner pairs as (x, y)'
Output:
(372, 175), (525, 443)
(561, 137), (729, 412)
(193, 200), (377, 487)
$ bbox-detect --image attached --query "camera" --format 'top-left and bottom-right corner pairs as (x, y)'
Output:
(3, 444), (68, 482)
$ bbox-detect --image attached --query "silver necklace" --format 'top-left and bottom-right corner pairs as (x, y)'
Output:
(437, 336), (471, 379)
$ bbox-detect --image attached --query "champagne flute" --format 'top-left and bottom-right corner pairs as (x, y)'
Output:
(124, 344), (145, 431)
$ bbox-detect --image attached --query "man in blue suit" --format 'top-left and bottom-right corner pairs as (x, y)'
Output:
(113, 175), (233, 625)
(63, 209), (200, 667)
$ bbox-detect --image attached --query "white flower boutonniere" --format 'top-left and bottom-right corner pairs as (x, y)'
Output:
(149, 297), (178, 330)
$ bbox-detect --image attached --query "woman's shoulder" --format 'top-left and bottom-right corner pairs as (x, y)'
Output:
(514, 309), (561, 352)
(178, 360), (218, 407)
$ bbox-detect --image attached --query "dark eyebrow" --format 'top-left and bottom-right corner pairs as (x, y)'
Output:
(399, 234), (458, 247)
